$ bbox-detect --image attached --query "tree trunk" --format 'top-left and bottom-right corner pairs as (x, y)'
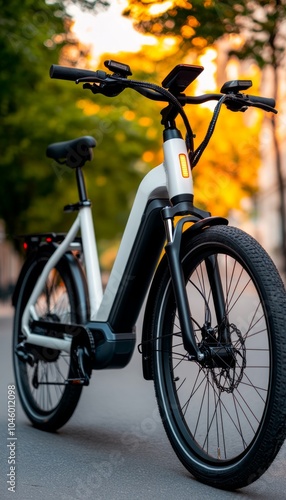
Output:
(270, 66), (286, 277)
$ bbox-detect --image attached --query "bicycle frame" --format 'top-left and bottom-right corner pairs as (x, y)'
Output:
(17, 60), (277, 374)
(21, 136), (192, 350)
(20, 123), (228, 372)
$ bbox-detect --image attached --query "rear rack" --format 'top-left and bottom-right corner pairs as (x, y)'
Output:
(16, 233), (82, 253)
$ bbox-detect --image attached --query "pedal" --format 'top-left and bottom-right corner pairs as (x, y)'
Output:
(15, 343), (34, 367)
(66, 377), (89, 386)
(69, 328), (96, 386)
(70, 346), (91, 386)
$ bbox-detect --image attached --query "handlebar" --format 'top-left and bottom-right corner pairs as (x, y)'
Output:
(50, 63), (277, 114)
(50, 64), (107, 82)
(49, 61), (277, 168)
(244, 94), (276, 110)
(180, 93), (276, 112)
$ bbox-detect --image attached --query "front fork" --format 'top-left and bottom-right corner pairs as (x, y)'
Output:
(162, 203), (228, 362)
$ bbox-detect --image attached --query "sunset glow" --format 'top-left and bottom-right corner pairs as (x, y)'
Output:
(69, 1), (156, 64)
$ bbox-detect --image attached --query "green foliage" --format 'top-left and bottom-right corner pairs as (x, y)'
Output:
(125, 0), (286, 275)
(4, 0), (283, 262)
(226, 0), (286, 69)
(125, 0), (286, 66)
(0, 0), (65, 238)
(124, 0), (240, 51)
(0, 0), (160, 251)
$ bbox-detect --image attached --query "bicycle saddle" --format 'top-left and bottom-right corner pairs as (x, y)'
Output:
(46, 136), (96, 168)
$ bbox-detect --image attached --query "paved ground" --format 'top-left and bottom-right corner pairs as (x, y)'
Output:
(1, 304), (286, 500)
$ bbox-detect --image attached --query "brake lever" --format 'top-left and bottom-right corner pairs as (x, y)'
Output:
(82, 83), (101, 93)
(224, 94), (277, 114)
(244, 99), (278, 114)
(82, 80), (125, 97)
(224, 94), (248, 112)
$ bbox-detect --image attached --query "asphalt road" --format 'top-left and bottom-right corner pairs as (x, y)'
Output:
(1, 305), (286, 500)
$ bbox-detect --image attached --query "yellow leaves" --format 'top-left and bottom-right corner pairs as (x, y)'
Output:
(144, 0), (194, 17)
(152, 22), (163, 34)
(181, 25), (195, 39)
(162, 36), (178, 48)
(119, 51), (156, 73)
(75, 28), (263, 224)
(170, 0), (193, 8)
(142, 150), (155, 162)
(100, 242), (119, 271)
(195, 169), (243, 216)
(138, 116), (153, 126)
(187, 15), (200, 28)
(123, 112), (154, 127)
(123, 110), (136, 121)
(77, 99), (100, 116)
(148, 1), (173, 16)
(192, 37), (208, 49)
(126, 0), (192, 22)
(146, 127), (158, 139)
(141, 35), (180, 60)
(175, 12), (200, 40)
(192, 106), (262, 216)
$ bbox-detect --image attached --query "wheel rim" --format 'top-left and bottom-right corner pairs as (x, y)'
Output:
(16, 267), (74, 415)
(156, 248), (271, 464)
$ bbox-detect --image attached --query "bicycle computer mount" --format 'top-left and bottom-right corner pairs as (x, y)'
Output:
(104, 60), (132, 78)
(162, 64), (204, 94)
(220, 80), (252, 94)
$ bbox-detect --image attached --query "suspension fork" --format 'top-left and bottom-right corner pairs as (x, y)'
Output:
(162, 204), (229, 360)
(205, 255), (230, 343)
(162, 205), (206, 362)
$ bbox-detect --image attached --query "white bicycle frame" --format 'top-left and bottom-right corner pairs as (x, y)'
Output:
(21, 136), (194, 354)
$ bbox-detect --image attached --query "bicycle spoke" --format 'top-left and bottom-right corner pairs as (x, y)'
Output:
(22, 268), (74, 412)
(159, 243), (274, 463)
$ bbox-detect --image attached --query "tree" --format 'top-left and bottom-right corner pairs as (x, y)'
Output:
(1, 0), (168, 272)
(125, 0), (286, 274)
(105, 42), (262, 218)
(0, 0), (108, 239)
(124, 0), (239, 52)
(226, 1), (286, 275)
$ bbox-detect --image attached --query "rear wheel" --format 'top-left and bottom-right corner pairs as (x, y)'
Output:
(13, 245), (88, 431)
(151, 225), (286, 489)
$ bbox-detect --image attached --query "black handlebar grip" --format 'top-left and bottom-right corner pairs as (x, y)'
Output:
(49, 64), (104, 82)
(247, 94), (276, 109)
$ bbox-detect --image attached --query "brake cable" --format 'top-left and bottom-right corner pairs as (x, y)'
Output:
(79, 73), (272, 170)
(78, 73), (195, 155)
(190, 94), (228, 168)
(113, 75), (195, 151)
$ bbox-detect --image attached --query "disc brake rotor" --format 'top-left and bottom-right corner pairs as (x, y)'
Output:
(201, 324), (246, 393)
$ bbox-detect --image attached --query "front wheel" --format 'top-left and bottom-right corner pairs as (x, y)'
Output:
(150, 225), (286, 490)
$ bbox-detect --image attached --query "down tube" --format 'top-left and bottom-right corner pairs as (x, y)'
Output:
(108, 198), (168, 331)
(95, 164), (168, 331)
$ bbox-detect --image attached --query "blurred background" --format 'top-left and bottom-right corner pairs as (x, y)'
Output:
(1, 0), (285, 307)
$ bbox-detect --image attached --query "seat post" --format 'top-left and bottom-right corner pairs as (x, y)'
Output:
(76, 167), (88, 202)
